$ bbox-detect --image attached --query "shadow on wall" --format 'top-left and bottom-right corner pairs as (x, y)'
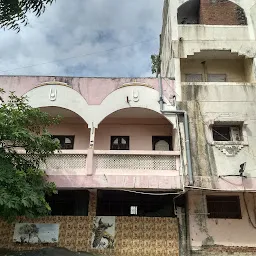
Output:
(178, 0), (200, 24)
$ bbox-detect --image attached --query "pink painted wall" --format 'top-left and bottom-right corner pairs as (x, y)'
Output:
(48, 123), (90, 150)
(47, 118), (173, 151)
(0, 76), (175, 105)
(94, 118), (173, 150)
(48, 174), (181, 190)
(189, 191), (256, 249)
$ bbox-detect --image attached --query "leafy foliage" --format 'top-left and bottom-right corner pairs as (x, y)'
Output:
(0, 89), (60, 222)
(0, 0), (55, 32)
(151, 54), (161, 77)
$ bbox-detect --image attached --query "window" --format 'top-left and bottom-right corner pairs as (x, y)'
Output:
(185, 74), (203, 82)
(152, 136), (172, 151)
(47, 190), (89, 216)
(212, 125), (242, 141)
(207, 74), (227, 82)
(96, 190), (175, 217)
(110, 136), (129, 150)
(206, 195), (241, 219)
(52, 135), (75, 149)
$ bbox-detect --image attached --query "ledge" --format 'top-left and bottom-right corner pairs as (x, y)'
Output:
(93, 150), (181, 156)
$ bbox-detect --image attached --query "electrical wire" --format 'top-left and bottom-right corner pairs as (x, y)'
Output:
(243, 191), (256, 229)
(120, 189), (180, 196)
(0, 38), (158, 74)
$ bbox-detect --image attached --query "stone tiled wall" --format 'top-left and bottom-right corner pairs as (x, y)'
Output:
(0, 191), (179, 256)
(0, 217), (179, 256)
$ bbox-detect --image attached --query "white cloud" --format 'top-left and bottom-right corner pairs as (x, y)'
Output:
(0, 0), (163, 77)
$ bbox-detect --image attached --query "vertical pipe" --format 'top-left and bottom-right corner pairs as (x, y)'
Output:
(158, 76), (193, 185)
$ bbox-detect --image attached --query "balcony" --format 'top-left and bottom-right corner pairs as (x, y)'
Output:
(41, 150), (88, 175)
(40, 149), (181, 190)
(176, 25), (256, 59)
(40, 150), (180, 174)
(94, 150), (180, 175)
(36, 107), (182, 190)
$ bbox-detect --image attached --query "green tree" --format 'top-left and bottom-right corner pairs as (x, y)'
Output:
(151, 54), (161, 77)
(0, 89), (60, 222)
(0, 0), (55, 32)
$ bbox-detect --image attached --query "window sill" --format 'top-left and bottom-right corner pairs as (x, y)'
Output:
(212, 141), (249, 146)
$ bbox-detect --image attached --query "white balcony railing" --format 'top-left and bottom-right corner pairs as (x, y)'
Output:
(94, 150), (180, 172)
(18, 149), (181, 175)
(40, 150), (87, 174)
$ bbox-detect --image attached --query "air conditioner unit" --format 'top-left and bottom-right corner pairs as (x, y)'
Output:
(230, 127), (242, 141)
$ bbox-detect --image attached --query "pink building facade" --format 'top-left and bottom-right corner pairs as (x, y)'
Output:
(0, 77), (183, 255)
(0, 76), (181, 190)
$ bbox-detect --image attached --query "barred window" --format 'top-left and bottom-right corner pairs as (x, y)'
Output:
(212, 125), (242, 142)
(110, 136), (129, 150)
(52, 135), (75, 149)
(185, 74), (203, 82)
(206, 195), (241, 219)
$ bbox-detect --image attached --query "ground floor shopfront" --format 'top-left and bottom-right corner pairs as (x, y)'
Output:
(0, 190), (179, 256)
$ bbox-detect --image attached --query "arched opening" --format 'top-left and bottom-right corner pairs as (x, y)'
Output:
(181, 50), (253, 83)
(178, 0), (247, 25)
(40, 107), (90, 150)
(178, 0), (200, 24)
(24, 84), (90, 126)
(94, 108), (174, 151)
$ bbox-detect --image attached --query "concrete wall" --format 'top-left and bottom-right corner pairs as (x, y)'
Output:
(178, 25), (250, 41)
(180, 59), (246, 82)
(188, 191), (256, 254)
(47, 119), (173, 151)
(95, 118), (172, 150)
(160, 0), (256, 98)
(0, 77), (177, 129)
(180, 82), (256, 189)
(0, 192), (179, 256)
(48, 123), (90, 150)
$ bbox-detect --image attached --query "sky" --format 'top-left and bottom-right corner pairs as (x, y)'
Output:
(0, 0), (164, 77)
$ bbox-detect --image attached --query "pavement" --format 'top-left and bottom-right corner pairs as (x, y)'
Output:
(0, 248), (101, 256)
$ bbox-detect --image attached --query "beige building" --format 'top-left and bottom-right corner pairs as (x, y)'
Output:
(160, 0), (256, 255)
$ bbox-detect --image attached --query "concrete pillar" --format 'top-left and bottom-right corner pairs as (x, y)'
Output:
(174, 58), (182, 101)
(88, 189), (97, 216)
(86, 126), (96, 176)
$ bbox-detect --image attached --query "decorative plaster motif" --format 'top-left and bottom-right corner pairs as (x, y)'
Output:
(118, 82), (154, 89)
(214, 144), (244, 157)
(132, 89), (139, 102)
(37, 81), (70, 88)
(49, 88), (57, 101)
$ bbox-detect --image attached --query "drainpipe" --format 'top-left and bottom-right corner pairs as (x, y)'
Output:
(158, 76), (193, 186)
